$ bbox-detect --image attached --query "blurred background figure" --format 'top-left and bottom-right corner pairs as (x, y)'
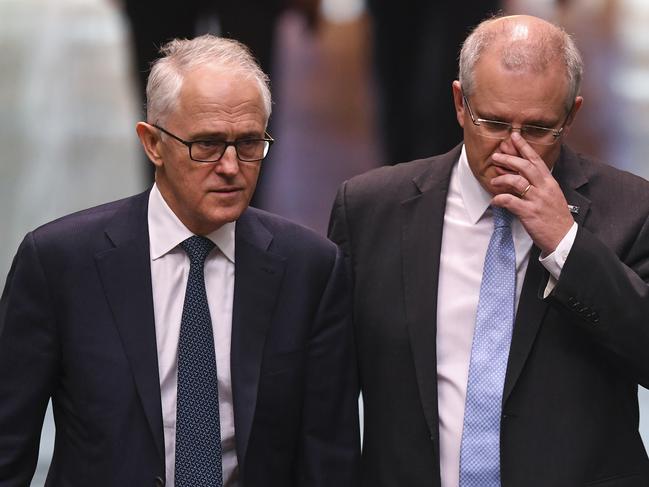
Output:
(124, 0), (319, 101)
(2, 0), (649, 484)
(366, 0), (501, 163)
(0, 0), (142, 292)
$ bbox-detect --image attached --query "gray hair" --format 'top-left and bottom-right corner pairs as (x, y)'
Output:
(459, 16), (583, 112)
(146, 34), (272, 124)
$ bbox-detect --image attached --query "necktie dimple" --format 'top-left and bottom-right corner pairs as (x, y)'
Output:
(175, 235), (223, 487)
(459, 206), (516, 487)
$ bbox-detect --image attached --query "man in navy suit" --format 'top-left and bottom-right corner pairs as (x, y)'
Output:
(0, 35), (359, 486)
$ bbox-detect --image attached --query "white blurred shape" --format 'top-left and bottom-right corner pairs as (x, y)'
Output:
(320, 0), (366, 24)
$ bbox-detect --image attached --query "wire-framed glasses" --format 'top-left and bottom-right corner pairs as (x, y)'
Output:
(462, 94), (571, 146)
(152, 124), (274, 163)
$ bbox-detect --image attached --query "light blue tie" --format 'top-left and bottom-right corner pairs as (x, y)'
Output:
(460, 206), (516, 487)
(175, 236), (223, 487)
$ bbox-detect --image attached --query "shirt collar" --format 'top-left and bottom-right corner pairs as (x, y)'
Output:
(148, 183), (236, 263)
(457, 144), (493, 224)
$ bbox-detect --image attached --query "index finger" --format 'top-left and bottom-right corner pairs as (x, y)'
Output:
(510, 132), (552, 175)
(491, 150), (543, 186)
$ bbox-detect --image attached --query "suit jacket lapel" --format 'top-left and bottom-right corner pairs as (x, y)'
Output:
(401, 147), (460, 439)
(503, 246), (548, 403)
(503, 145), (591, 403)
(94, 190), (165, 462)
(554, 145), (591, 229)
(230, 209), (286, 471)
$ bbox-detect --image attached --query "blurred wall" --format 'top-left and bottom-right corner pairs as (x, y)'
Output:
(0, 0), (144, 292)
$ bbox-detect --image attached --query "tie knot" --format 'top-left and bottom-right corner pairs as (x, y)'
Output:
(492, 206), (513, 229)
(180, 235), (215, 265)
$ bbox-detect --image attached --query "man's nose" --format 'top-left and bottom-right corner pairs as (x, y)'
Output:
(499, 131), (519, 155)
(214, 145), (240, 175)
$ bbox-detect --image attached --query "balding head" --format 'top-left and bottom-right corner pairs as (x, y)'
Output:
(459, 15), (583, 111)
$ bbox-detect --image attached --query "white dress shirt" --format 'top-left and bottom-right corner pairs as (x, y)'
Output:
(148, 184), (239, 487)
(436, 146), (577, 487)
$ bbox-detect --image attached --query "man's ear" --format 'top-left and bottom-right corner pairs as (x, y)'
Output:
(136, 122), (164, 168)
(561, 96), (583, 136)
(452, 80), (465, 128)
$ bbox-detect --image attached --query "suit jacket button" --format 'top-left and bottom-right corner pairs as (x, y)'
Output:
(154, 476), (165, 487)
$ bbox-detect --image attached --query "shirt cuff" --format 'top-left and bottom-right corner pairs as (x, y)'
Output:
(539, 222), (578, 298)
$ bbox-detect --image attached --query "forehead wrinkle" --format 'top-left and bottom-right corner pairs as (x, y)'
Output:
(179, 103), (267, 135)
(186, 95), (264, 112)
(187, 106), (266, 136)
(178, 67), (266, 115)
(476, 92), (564, 127)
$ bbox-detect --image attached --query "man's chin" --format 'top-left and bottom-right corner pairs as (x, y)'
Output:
(483, 183), (516, 198)
(478, 178), (499, 197)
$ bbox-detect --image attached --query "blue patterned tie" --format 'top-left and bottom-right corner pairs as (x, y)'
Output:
(460, 206), (516, 487)
(175, 236), (223, 487)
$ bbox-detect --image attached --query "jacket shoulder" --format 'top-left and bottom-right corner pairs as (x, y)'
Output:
(342, 144), (461, 203)
(345, 157), (434, 196)
(28, 192), (149, 254)
(579, 152), (649, 193)
(244, 207), (338, 257)
(569, 151), (649, 218)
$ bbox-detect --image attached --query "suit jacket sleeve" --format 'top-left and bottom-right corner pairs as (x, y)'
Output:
(0, 232), (59, 485)
(548, 217), (649, 387)
(295, 243), (360, 486)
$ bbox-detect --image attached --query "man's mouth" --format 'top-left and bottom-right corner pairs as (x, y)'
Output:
(212, 186), (242, 193)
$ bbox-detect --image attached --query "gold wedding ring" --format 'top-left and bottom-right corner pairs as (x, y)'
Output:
(519, 184), (532, 199)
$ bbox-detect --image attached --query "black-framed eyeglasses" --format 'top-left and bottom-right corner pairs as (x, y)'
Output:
(462, 93), (572, 146)
(152, 124), (274, 163)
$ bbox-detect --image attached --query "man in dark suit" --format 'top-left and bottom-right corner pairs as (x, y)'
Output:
(0, 35), (359, 486)
(329, 14), (649, 487)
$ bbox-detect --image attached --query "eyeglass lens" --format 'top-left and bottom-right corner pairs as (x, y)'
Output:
(191, 139), (270, 162)
(476, 121), (558, 144)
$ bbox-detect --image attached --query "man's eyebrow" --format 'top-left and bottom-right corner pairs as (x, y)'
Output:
(234, 131), (265, 139)
(477, 110), (559, 127)
(187, 130), (226, 140)
(189, 130), (263, 140)
(473, 107), (506, 122)
(523, 117), (560, 128)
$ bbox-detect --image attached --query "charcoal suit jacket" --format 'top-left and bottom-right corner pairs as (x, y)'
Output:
(0, 189), (359, 487)
(328, 143), (649, 486)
